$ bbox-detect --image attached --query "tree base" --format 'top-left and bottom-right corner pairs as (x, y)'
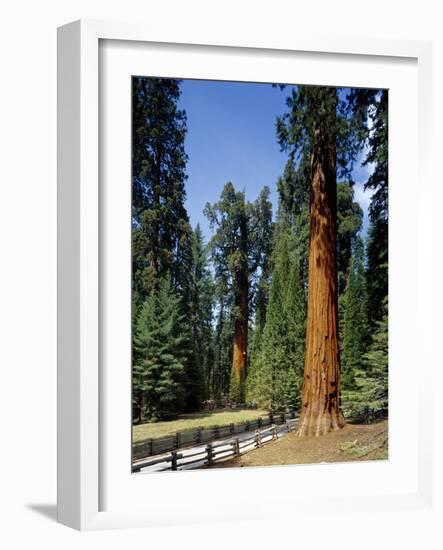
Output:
(296, 408), (345, 437)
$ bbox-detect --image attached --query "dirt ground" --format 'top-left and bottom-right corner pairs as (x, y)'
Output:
(209, 419), (388, 468)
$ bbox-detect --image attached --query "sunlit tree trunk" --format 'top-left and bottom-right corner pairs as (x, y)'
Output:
(297, 116), (345, 437)
(230, 270), (248, 402)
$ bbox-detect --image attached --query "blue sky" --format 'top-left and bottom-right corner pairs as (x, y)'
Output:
(179, 79), (373, 241)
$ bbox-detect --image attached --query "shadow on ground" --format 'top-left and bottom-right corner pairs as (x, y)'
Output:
(26, 504), (57, 522)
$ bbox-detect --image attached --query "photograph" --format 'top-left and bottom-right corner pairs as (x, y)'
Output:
(131, 76), (388, 473)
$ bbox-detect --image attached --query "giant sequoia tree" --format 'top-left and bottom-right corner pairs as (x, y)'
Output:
(205, 183), (273, 402)
(277, 86), (364, 436)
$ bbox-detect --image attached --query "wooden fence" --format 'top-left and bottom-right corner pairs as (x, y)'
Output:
(133, 418), (298, 473)
(133, 410), (297, 461)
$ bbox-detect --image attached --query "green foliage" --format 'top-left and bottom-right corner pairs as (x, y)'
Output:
(337, 182), (363, 293)
(229, 370), (244, 404)
(212, 297), (234, 399)
(276, 156), (310, 288)
(365, 89), (388, 328)
(276, 85), (365, 180)
(247, 229), (305, 410)
(250, 187), (274, 333)
(133, 278), (187, 422)
(347, 89), (388, 328)
(130, 80), (389, 426)
(341, 238), (369, 390)
(275, 85), (383, 419)
(132, 77), (192, 301)
(185, 225), (215, 409)
(205, 182), (273, 402)
(342, 301), (388, 420)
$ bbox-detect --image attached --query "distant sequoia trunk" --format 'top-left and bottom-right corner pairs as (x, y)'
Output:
(230, 269), (248, 403)
(297, 121), (345, 437)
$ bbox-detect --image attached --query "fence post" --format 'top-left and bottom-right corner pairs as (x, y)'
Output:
(234, 438), (240, 457)
(171, 450), (178, 471)
(175, 432), (181, 449)
(257, 417), (262, 428)
(290, 410), (296, 419)
(286, 420), (292, 433)
(269, 412), (274, 425)
(272, 424), (277, 440)
(255, 430), (262, 448)
(231, 441), (237, 457)
(213, 425), (220, 439)
(280, 412), (285, 424)
(245, 420), (250, 431)
(206, 443), (213, 465)
(196, 427), (202, 444)
(229, 422), (235, 434)
(148, 438), (153, 456)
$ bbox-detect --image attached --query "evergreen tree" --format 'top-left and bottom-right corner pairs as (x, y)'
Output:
(337, 182), (364, 294)
(247, 234), (290, 409)
(212, 294), (234, 400)
(348, 89), (388, 327)
(276, 155), (310, 290)
(247, 229), (305, 410)
(132, 77), (192, 302)
(185, 225), (215, 408)
(133, 278), (186, 421)
(132, 77), (196, 421)
(277, 85), (366, 436)
(336, 182), (364, 362)
(341, 237), (369, 390)
(250, 186), (275, 334)
(343, 300), (388, 420)
(205, 183), (273, 402)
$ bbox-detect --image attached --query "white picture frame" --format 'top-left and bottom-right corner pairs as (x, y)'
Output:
(57, 19), (434, 531)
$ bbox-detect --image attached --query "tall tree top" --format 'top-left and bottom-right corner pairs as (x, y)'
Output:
(276, 86), (367, 179)
(132, 77), (189, 221)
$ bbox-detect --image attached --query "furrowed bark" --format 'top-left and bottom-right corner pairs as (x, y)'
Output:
(297, 119), (345, 437)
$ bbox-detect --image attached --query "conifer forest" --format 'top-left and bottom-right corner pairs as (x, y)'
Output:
(132, 77), (388, 465)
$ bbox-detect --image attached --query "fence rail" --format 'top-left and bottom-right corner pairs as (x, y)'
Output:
(133, 410), (297, 461)
(133, 418), (297, 473)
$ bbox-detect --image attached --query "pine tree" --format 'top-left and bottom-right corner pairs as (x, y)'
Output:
(347, 89), (388, 328)
(133, 278), (186, 421)
(247, 234), (290, 409)
(132, 77), (197, 420)
(343, 300), (388, 420)
(132, 77), (192, 302)
(247, 229), (305, 411)
(337, 182), (364, 294)
(250, 187), (274, 334)
(212, 294), (234, 400)
(341, 237), (369, 390)
(276, 155), (310, 289)
(185, 225), (215, 409)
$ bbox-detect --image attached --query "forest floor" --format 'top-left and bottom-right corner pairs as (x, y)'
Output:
(208, 418), (388, 468)
(133, 408), (268, 443)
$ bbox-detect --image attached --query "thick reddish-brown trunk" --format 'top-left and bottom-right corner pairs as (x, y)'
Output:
(297, 124), (345, 437)
(230, 270), (248, 402)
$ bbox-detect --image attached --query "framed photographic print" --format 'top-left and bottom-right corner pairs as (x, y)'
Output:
(57, 19), (433, 531)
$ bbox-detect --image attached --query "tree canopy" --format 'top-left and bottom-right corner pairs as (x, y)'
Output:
(131, 78), (388, 427)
